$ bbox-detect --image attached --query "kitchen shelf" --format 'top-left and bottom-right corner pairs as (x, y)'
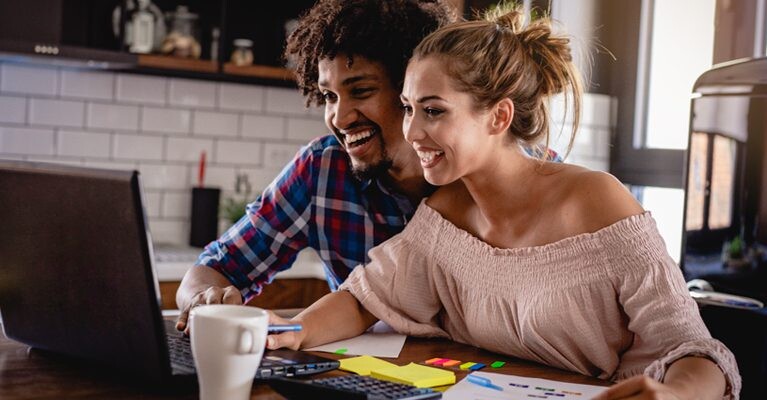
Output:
(137, 54), (218, 73)
(222, 63), (295, 81)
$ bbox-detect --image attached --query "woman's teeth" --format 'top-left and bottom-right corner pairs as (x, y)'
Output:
(346, 130), (373, 145)
(417, 150), (444, 163)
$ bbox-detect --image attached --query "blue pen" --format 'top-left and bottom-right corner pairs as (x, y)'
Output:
(268, 324), (303, 333)
(466, 374), (503, 391)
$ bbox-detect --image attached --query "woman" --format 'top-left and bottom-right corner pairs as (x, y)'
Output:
(267, 7), (740, 399)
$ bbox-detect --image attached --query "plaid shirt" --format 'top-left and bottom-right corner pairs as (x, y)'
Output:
(198, 134), (560, 301)
(197, 135), (420, 300)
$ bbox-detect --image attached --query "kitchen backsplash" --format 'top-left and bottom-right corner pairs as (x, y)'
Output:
(0, 62), (613, 246)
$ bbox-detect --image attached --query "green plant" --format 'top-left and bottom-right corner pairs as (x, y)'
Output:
(220, 173), (253, 224)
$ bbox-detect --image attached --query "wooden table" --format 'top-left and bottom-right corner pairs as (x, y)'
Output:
(0, 322), (608, 399)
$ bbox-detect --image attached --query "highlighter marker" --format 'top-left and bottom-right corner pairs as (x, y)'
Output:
(268, 324), (303, 333)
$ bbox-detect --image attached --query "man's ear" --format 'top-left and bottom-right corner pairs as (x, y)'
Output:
(489, 98), (514, 136)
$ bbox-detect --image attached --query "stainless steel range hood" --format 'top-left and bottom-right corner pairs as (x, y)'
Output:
(0, 39), (136, 70)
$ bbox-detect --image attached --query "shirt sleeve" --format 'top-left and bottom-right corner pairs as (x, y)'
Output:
(338, 225), (448, 338)
(195, 144), (316, 302)
(612, 229), (741, 399)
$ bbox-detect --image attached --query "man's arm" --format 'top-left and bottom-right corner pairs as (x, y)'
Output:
(175, 265), (244, 332)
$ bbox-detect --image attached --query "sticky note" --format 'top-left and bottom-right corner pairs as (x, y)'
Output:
(490, 361), (505, 368)
(334, 348), (348, 354)
(468, 363), (485, 371)
(371, 362), (456, 388)
(424, 358), (443, 365)
(339, 355), (398, 376)
(442, 359), (461, 367)
(430, 358), (450, 366)
(459, 362), (476, 370)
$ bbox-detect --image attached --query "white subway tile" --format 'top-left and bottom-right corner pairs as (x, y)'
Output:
(113, 134), (164, 160)
(0, 64), (58, 96)
(193, 111), (238, 137)
(0, 127), (54, 155)
(84, 160), (137, 171)
(142, 107), (191, 134)
(286, 117), (328, 141)
(29, 98), (85, 127)
(308, 105), (324, 117)
(25, 156), (84, 166)
(169, 78), (216, 108)
(218, 83), (264, 112)
(162, 192), (192, 218)
(143, 191), (163, 218)
(166, 137), (214, 162)
(0, 96), (26, 123)
(0, 154), (26, 161)
(116, 74), (167, 105)
(148, 218), (189, 245)
(238, 167), (284, 193)
(138, 163), (188, 190)
(58, 130), (111, 158)
(241, 114), (284, 139)
(214, 139), (262, 166)
(265, 87), (309, 116)
(60, 69), (114, 100)
(87, 103), (139, 131)
(199, 165), (238, 191)
(263, 142), (302, 169)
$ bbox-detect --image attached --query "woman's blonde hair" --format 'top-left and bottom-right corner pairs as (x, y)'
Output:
(411, 5), (583, 159)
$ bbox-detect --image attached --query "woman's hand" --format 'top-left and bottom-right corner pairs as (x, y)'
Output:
(593, 375), (684, 400)
(265, 310), (306, 351)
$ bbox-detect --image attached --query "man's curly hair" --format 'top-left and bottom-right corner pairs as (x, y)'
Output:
(285, 0), (456, 106)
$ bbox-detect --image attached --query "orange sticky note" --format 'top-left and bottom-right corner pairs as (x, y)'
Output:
(442, 359), (461, 367)
(424, 358), (443, 365)
(430, 358), (450, 366)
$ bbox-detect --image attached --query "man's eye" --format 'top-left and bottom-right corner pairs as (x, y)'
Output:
(322, 92), (337, 102)
(424, 107), (444, 117)
(351, 88), (374, 97)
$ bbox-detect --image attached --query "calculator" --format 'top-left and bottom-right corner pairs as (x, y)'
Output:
(266, 375), (443, 399)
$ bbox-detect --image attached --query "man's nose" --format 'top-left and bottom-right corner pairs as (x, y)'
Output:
(331, 98), (358, 130)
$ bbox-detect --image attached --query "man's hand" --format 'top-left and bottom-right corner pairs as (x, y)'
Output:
(265, 310), (306, 351)
(593, 375), (684, 400)
(175, 285), (243, 334)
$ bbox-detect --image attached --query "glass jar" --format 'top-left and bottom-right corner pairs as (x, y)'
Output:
(161, 5), (201, 58)
(231, 38), (254, 66)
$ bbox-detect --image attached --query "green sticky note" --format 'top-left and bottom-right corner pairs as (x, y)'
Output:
(490, 361), (505, 368)
(334, 348), (348, 354)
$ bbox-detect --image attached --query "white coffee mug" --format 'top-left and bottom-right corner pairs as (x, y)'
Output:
(190, 304), (268, 400)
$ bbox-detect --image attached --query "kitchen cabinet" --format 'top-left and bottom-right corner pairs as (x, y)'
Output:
(0, 0), (315, 87)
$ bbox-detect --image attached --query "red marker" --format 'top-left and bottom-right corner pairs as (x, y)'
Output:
(197, 150), (206, 187)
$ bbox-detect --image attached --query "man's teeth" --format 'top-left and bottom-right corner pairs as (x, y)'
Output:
(345, 130), (373, 145)
(417, 150), (444, 163)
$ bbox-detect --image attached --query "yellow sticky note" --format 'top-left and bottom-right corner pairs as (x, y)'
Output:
(371, 362), (456, 388)
(339, 355), (398, 376)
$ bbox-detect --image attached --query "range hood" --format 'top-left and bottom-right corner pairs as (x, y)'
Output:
(0, 39), (136, 70)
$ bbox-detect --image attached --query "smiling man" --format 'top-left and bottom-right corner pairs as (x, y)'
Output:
(175, 0), (455, 331)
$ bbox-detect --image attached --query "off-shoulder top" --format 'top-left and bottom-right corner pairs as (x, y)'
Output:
(339, 201), (741, 398)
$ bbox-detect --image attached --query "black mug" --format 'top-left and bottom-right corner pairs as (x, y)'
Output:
(189, 187), (221, 248)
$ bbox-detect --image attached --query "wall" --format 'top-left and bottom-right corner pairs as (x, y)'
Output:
(0, 62), (614, 246)
(0, 62), (326, 245)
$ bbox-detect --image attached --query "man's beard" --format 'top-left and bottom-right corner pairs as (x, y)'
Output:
(351, 150), (394, 181)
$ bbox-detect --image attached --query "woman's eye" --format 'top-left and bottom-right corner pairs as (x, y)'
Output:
(401, 104), (413, 115)
(424, 107), (444, 117)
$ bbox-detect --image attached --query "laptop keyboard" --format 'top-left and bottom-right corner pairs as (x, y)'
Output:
(167, 332), (196, 372)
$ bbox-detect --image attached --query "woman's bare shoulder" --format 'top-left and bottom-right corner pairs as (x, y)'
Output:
(560, 169), (645, 232)
(425, 181), (472, 218)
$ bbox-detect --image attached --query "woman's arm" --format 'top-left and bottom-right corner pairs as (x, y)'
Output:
(266, 290), (379, 350)
(595, 356), (725, 400)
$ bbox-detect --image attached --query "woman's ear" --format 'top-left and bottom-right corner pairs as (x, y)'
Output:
(489, 98), (514, 136)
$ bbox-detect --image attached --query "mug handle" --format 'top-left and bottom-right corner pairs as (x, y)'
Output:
(236, 325), (263, 354)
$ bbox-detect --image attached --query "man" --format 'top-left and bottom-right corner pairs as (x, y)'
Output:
(175, 0), (456, 331)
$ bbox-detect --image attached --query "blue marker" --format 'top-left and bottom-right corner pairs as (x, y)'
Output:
(466, 374), (503, 391)
(268, 324), (303, 333)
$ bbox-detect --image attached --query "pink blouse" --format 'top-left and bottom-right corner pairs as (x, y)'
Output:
(339, 202), (741, 398)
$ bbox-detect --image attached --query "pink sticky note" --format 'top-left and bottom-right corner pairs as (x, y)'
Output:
(430, 358), (450, 366)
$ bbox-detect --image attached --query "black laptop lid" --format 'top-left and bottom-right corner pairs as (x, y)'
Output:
(0, 161), (172, 381)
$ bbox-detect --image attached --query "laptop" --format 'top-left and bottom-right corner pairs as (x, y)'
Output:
(0, 160), (339, 383)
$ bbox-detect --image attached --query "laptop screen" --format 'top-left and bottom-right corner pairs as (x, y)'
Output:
(0, 161), (173, 381)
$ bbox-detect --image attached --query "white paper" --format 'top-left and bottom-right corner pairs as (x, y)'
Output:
(303, 331), (407, 358)
(444, 371), (607, 399)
